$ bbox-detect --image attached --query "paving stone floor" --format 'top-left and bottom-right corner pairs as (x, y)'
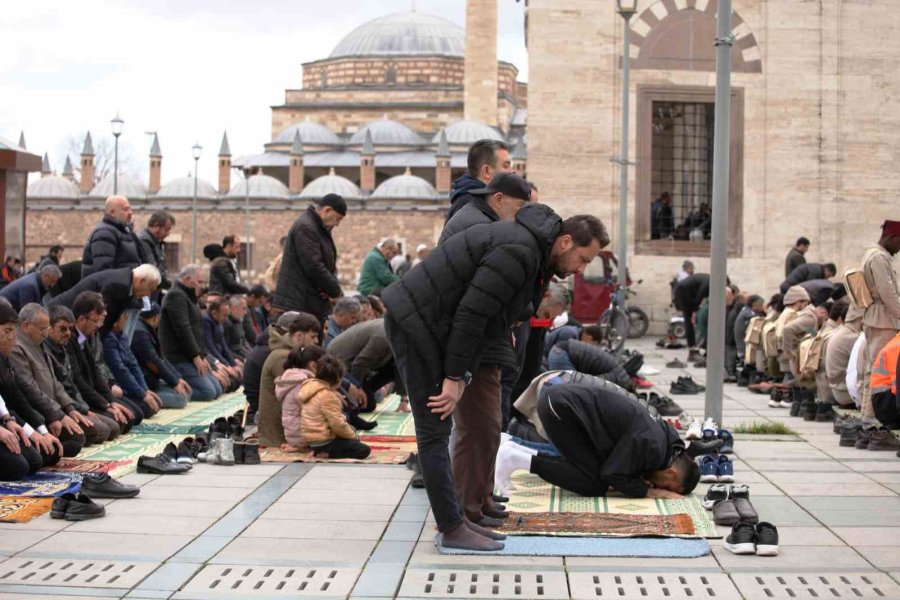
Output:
(1, 339), (899, 599)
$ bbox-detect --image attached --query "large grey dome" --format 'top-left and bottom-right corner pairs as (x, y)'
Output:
(330, 12), (465, 58)
(157, 176), (217, 198)
(28, 175), (79, 199)
(227, 174), (289, 199)
(349, 118), (422, 146)
(433, 120), (505, 145)
(274, 121), (342, 146)
(299, 169), (361, 200)
(89, 172), (147, 199)
(371, 170), (440, 200)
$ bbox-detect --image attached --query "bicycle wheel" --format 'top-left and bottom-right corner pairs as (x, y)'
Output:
(599, 308), (629, 354)
(626, 306), (650, 339)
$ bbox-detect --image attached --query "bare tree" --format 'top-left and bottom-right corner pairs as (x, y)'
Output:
(60, 132), (140, 186)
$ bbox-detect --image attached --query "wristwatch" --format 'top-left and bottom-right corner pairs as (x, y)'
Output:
(447, 372), (473, 387)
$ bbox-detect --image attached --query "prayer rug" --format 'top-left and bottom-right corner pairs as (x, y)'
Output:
(42, 458), (132, 475)
(0, 497), (54, 523)
(436, 535), (711, 557)
(496, 511), (696, 538)
(0, 472), (81, 497)
(506, 471), (719, 538)
(133, 391), (248, 432)
(361, 394), (415, 437)
(260, 435), (416, 464)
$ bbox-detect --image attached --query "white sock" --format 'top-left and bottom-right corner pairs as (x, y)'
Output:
(503, 439), (538, 456)
(494, 443), (533, 496)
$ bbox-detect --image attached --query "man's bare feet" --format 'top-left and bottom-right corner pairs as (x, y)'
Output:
(464, 518), (506, 540)
(280, 444), (305, 453)
(439, 521), (503, 551)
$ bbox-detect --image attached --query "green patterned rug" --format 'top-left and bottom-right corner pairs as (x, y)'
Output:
(131, 391), (248, 434)
(506, 472), (718, 538)
(362, 393), (415, 437)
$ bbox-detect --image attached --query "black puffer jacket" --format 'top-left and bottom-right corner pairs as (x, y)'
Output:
(563, 340), (632, 390)
(780, 263), (826, 294)
(82, 215), (145, 278)
(446, 174), (486, 221)
(273, 206), (341, 320)
(137, 228), (171, 290)
(439, 196), (498, 244)
(49, 267), (135, 333)
(159, 281), (205, 364)
(673, 273), (710, 312)
(383, 203), (561, 379)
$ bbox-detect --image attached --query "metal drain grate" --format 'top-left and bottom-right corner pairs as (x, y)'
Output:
(0, 558), (155, 588)
(731, 573), (900, 600)
(569, 573), (740, 599)
(182, 565), (359, 596)
(399, 569), (569, 599)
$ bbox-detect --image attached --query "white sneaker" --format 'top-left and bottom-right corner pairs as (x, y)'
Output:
(685, 420), (703, 440)
(702, 418), (718, 439)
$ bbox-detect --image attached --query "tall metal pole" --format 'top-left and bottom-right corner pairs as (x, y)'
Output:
(244, 169), (251, 282)
(704, 0), (734, 426)
(113, 136), (119, 195)
(192, 158), (199, 262)
(616, 13), (632, 297)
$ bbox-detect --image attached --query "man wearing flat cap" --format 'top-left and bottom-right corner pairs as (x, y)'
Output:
(273, 194), (347, 323)
(859, 220), (900, 419)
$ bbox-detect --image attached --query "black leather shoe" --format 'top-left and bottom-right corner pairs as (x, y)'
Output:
(81, 473), (140, 499)
(64, 493), (106, 521)
(137, 454), (191, 474)
(51, 493), (76, 519)
(411, 472), (424, 488)
(240, 441), (260, 465)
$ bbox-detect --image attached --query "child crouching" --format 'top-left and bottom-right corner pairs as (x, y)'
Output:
(300, 355), (371, 459)
(275, 345), (326, 453)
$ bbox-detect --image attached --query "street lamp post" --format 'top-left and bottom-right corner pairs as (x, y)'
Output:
(110, 112), (124, 194)
(191, 142), (202, 262)
(615, 0), (637, 304)
(239, 166), (253, 281)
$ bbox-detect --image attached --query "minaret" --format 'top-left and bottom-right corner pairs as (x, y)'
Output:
(62, 156), (74, 182)
(41, 153), (51, 178)
(464, 0), (498, 126)
(79, 132), (95, 194)
(435, 130), (451, 194)
(17, 132), (26, 149)
(149, 133), (162, 194)
(289, 131), (305, 194)
(360, 129), (376, 194)
(218, 132), (231, 194)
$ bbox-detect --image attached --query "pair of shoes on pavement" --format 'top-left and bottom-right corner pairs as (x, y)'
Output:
(713, 495), (757, 526)
(724, 521), (779, 556)
(51, 493), (106, 521)
(81, 472), (140, 499)
(699, 454), (734, 483)
(670, 376), (705, 395)
(768, 388), (793, 409)
(855, 427), (900, 451)
(702, 483), (749, 509)
(644, 392), (684, 417)
(666, 358), (688, 369)
(137, 450), (191, 475)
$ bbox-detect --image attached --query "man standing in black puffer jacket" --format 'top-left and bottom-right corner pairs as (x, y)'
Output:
(82, 196), (147, 278)
(446, 139), (511, 220)
(382, 204), (609, 551)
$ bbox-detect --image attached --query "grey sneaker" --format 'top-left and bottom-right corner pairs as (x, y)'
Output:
(855, 428), (874, 450)
(868, 429), (900, 452)
(211, 438), (235, 466)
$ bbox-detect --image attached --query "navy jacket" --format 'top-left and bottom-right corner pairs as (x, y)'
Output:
(203, 314), (235, 366)
(102, 330), (147, 399)
(131, 320), (180, 389)
(0, 272), (47, 311)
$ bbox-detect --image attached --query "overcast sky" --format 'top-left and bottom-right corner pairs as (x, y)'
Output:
(3, 0), (527, 188)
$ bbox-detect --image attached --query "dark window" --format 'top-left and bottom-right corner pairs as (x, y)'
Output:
(163, 242), (180, 273)
(236, 242), (254, 273)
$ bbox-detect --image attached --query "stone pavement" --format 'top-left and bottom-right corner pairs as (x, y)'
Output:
(2, 338), (900, 599)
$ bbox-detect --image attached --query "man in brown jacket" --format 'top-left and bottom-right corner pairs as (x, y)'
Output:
(781, 286), (821, 419)
(859, 220), (900, 419)
(826, 305), (864, 408)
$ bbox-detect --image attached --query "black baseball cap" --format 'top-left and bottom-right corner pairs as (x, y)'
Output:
(470, 172), (532, 202)
(315, 193), (347, 216)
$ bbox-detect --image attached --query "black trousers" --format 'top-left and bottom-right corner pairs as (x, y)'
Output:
(530, 390), (610, 497)
(683, 310), (697, 348)
(0, 444), (33, 480)
(872, 391), (900, 430)
(312, 438), (370, 459)
(360, 363), (405, 413)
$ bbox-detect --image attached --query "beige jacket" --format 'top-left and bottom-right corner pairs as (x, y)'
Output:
(862, 243), (900, 330)
(826, 320), (862, 403)
(512, 370), (565, 441)
(781, 306), (819, 366)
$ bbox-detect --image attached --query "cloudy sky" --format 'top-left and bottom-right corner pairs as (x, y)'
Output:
(3, 0), (528, 188)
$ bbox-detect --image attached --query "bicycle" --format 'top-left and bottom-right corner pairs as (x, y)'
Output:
(597, 280), (650, 354)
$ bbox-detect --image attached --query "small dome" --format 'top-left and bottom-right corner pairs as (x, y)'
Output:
(299, 169), (361, 200)
(28, 175), (79, 199)
(227, 174), (289, 199)
(330, 11), (465, 58)
(89, 172), (147, 198)
(371, 170), (440, 200)
(349, 118), (422, 146)
(274, 121), (342, 146)
(156, 176), (218, 198)
(434, 120), (505, 145)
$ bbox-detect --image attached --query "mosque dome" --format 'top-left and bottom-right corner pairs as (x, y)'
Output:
(156, 176), (217, 198)
(27, 175), (79, 199)
(371, 169), (440, 200)
(433, 120), (506, 145)
(227, 174), (289, 199)
(274, 121), (342, 146)
(329, 11), (465, 58)
(299, 169), (361, 200)
(89, 172), (147, 199)
(349, 118), (422, 146)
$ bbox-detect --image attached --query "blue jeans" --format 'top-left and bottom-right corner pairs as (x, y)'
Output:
(547, 346), (576, 371)
(157, 382), (189, 408)
(174, 362), (221, 401)
(509, 435), (562, 457)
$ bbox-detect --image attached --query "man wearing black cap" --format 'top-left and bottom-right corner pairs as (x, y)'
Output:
(273, 194), (346, 322)
(438, 171), (533, 528)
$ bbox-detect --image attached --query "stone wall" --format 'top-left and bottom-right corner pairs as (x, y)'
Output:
(527, 0), (900, 325)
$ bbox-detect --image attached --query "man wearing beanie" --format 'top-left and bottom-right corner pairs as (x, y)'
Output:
(780, 285), (822, 419)
(273, 194), (347, 323)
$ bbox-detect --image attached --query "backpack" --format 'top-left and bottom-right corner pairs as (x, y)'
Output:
(762, 322), (779, 359)
(843, 248), (879, 309)
(745, 316), (765, 346)
(798, 334), (825, 379)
